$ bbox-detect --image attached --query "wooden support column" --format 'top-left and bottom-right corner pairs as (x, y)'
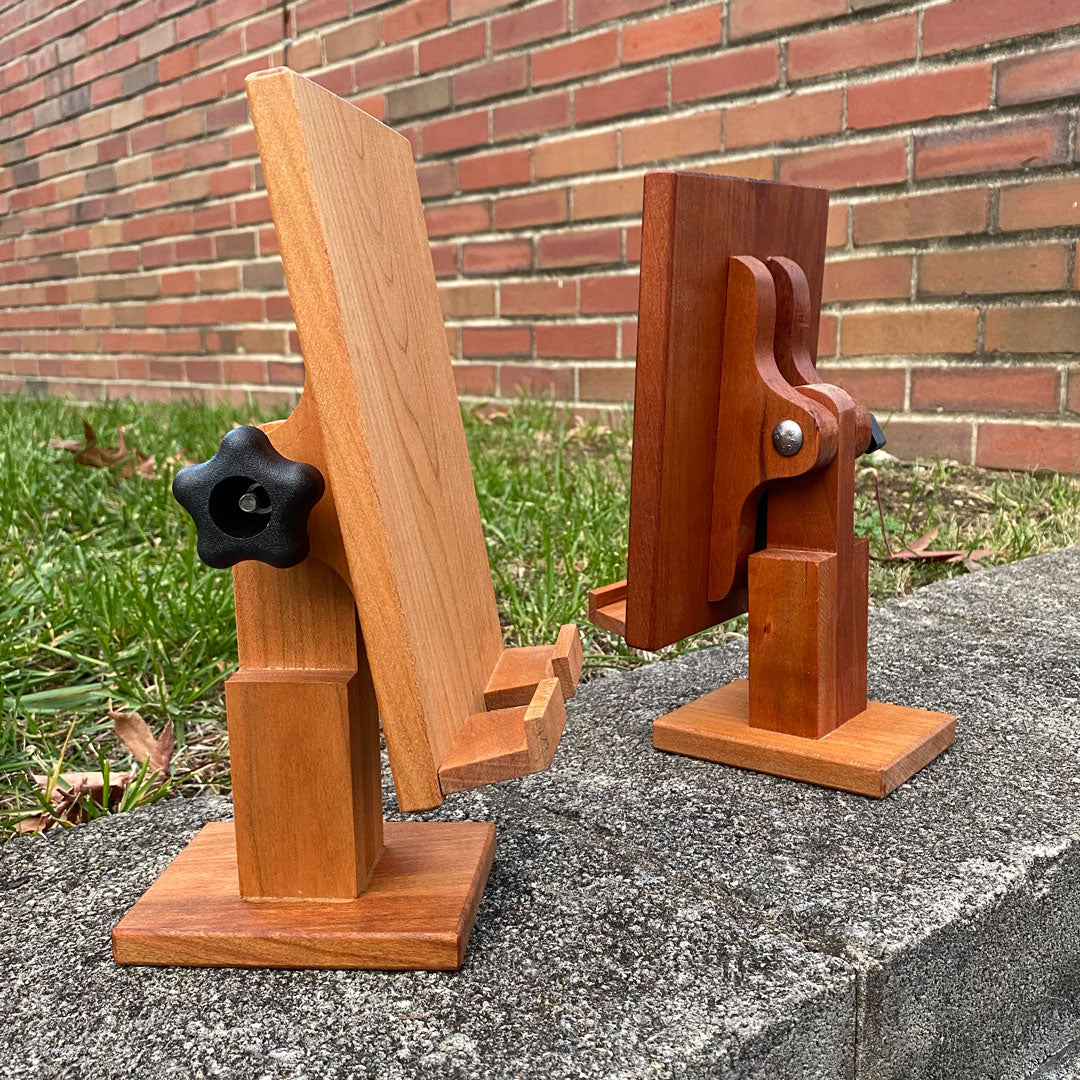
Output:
(227, 558), (382, 899)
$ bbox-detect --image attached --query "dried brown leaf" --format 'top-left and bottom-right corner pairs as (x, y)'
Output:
(110, 711), (174, 774)
(24, 770), (135, 830)
(51, 420), (155, 479)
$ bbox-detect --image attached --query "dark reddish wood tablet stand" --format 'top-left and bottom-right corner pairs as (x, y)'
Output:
(590, 172), (954, 797)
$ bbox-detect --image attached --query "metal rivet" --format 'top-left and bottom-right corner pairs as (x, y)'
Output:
(238, 492), (259, 513)
(771, 420), (804, 457)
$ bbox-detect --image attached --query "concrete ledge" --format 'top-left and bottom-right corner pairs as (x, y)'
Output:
(4, 550), (1080, 1078)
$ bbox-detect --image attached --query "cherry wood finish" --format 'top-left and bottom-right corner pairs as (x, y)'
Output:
(112, 822), (495, 970)
(707, 256), (837, 602)
(115, 71), (580, 970)
(653, 681), (955, 798)
(589, 172), (954, 796)
(625, 172), (829, 652)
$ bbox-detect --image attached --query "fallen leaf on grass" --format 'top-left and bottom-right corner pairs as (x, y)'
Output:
(50, 420), (156, 479)
(885, 526), (998, 572)
(18, 770), (134, 834)
(871, 473), (999, 572)
(110, 710), (175, 775)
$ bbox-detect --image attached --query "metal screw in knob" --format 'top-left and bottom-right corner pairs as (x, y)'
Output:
(771, 419), (804, 457)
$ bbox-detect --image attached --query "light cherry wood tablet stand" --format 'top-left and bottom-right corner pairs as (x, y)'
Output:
(589, 172), (954, 798)
(112, 70), (581, 971)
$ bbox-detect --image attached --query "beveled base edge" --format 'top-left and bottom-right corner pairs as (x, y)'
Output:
(112, 820), (496, 970)
(653, 679), (955, 798)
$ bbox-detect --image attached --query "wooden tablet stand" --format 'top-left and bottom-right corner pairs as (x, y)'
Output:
(589, 172), (954, 798)
(112, 70), (581, 970)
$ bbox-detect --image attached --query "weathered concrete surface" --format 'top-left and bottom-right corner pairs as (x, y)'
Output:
(4, 549), (1080, 1079)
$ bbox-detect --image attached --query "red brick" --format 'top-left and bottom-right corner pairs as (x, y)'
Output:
(816, 365), (905, 410)
(500, 363), (574, 397)
(463, 238), (533, 274)
(453, 362), (497, 395)
(293, 0), (347, 32)
(454, 57), (528, 105)
(623, 5), (722, 64)
(826, 202), (847, 248)
(726, 88), (842, 150)
(531, 30), (618, 88)
(998, 43), (1080, 106)
(823, 255), (911, 303)
(672, 42), (778, 104)
(985, 306), (1080, 353)
(354, 46), (415, 92)
(458, 148), (531, 191)
(999, 177), (1080, 231)
(787, 14), (916, 80)
(976, 422), (1080, 472)
(918, 245), (1068, 297)
(579, 271), (639, 313)
(534, 129), (618, 179)
(1067, 369), (1080, 412)
(574, 67), (667, 125)
(384, 0), (448, 44)
(853, 188), (990, 245)
(493, 187), (569, 228)
(417, 160), (456, 198)
(779, 137), (907, 190)
(492, 0), (568, 51)
(915, 116), (1070, 179)
(323, 19), (380, 64)
(424, 201), (490, 237)
(841, 308), (979, 356)
(579, 364), (635, 400)
(450, 0), (506, 19)
(492, 91), (569, 141)
(419, 23), (485, 74)
(421, 109), (489, 155)
(439, 282), (495, 318)
(923, 0), (1080, 56)
(536, 322), (617, 357)
(729, 0), (845, 40)
(572, 174), (644, 220)
(462, 326), (532, 355)
(501, 279), (577, 315)
(848, 64), (992, 130)
(912, 366), (1058, 413)
(881, 419), (973, 464)
(622, 112), (722, 166)
(537, 227), (622, 268)
(574, 0), (661, 30)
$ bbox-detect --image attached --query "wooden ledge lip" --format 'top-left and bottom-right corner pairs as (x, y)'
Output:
(483, 623), (582, 709)
(588, 580), (627, 637)
(440, 677), (566, 795)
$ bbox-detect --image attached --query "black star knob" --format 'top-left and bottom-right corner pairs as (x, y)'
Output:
(861, 412), (887, 456)
(172, 426), (325, 570)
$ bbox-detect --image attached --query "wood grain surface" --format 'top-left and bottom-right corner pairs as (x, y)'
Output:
(247, 68), (504, 811)
(653, 680), (956, 797)
(112, 821), (496, 970)
(625, 172), (829, 651)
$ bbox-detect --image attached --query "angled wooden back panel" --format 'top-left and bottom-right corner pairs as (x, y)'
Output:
(247, 69), (504, 811)
(626, 172), (829, 651)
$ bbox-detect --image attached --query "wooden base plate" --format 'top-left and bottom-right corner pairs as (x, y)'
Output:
(653, 679), (955, 797)
(112, 820), (496, 970)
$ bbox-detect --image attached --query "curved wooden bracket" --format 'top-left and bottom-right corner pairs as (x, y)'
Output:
(708, 255), (838, 602)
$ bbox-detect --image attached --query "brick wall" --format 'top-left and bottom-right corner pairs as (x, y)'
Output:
(2, 0), (1080, 470)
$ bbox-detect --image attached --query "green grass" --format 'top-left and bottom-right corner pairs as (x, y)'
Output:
(3, 394), (1080, 836)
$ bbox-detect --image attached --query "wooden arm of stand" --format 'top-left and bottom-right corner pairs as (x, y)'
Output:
(248, 68), (580, 813)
